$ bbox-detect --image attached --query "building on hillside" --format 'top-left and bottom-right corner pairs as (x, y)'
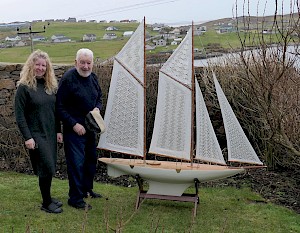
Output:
(51, 34), (71, 43)
(51, 34), (66, 40)
(152, 27), (162, 31)
(171, 37), (182, 45)
(215, 25), (236, 34)
(103, 33), (117, 40)
(66, 17), (76, 22)
(123, 31), (134, 37)
(153, 39), (166, 47)
(0, 22), (29, 28)
(82, 34), (96, 42)
(171, 41), (178, 45)
(160, 33), (176, 40)
(5, 36), (21, 41)
(170, 28), (181, 36)
(151, 23), (165, 29)
(32, 36), (46, 41)
(14, 41), (27, 47)
(52, 37), (71, 43)
(105, 26), (118, 31)
(194, 25), (206, 35)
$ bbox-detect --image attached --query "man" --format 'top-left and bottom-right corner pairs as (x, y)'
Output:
(56, 48), (102, 210)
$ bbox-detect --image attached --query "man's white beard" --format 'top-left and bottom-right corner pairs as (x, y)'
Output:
(77, 68), (91, 77)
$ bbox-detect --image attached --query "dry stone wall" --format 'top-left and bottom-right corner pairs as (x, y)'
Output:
(0, 62), (72, 120)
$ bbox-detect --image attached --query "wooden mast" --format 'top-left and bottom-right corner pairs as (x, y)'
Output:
(190, 22), (195, 163)
(143, 17), (147, 162)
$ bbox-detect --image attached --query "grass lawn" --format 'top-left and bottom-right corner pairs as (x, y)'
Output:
(0, 171), (299, 233)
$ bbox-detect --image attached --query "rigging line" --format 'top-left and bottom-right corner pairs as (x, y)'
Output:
(114, 57), (144, 87)
(76, 0), (180, 18)
(160, 70), (192, 90)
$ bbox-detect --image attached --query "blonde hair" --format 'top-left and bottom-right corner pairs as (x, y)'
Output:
(17, 49), (58, 95)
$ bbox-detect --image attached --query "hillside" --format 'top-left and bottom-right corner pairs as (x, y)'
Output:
(0, 14), (294, 63)
(0, 18), (252, 63)
(0, 21), (142, 63)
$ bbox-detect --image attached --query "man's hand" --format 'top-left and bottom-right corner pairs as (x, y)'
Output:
(73, 123), (86, 136)
(25, 138), (36, 150)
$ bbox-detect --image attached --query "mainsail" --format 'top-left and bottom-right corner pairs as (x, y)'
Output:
(148, 27), (193, 160)
(98, 19), (145, 157)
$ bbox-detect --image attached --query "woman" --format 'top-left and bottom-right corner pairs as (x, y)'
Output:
(15, 49), (63, 214)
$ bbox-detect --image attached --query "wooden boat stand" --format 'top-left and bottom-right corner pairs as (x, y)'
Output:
(135, 175), (200, 216)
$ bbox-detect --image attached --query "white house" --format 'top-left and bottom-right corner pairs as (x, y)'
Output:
(5, 36), (21, 41)
(195, 25), (207, 36)
(170, 28), (181, 35)
(153, 27), (161, 31)
(32, 36), (46, 42)
(51, 34), (66, 40)
(154, 39), (166, 47)
(82, 34), (96, 42)
(174, 38), (182, 42)
(103, 33), (117, 40)
(52, 37), (71, 43)
(105, 26), (118, 31)
(123, 31), (134, 37)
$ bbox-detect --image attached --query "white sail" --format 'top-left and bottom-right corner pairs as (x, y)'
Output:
(98, 20), (145, 157)
(213, 73), (263, 165)
(115, 20), (145, 84)
(195, 80), (226, 165)
(149, 27), (193, 160)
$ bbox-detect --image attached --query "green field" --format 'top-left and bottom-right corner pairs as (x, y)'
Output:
(0, 20), (277, 64)
(0, 22), (142, 64)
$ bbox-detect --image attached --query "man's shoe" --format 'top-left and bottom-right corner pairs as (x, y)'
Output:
(85, 191), (102, 198)
(68, 200), (92, 210)
(41, 202), (63, 214)
(51, 198), (63, 208)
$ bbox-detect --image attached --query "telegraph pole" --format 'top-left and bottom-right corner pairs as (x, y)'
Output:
(17, 24), (49, 52)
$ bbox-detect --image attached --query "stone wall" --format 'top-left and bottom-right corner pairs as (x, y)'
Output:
(0, 62), (72, 120)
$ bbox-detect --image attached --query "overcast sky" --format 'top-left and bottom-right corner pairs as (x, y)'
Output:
(0, 0), (295, 25)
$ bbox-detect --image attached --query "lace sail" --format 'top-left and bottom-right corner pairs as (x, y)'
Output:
(98, 20), (145, 157)
(195, 80), (226, 165)
(148, 28), (193, 160)
(213, 73), (263, 165)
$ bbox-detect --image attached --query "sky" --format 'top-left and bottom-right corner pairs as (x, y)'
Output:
(0, 0), (296, 25)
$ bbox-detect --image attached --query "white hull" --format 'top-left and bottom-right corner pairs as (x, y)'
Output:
(99, 158), (245, 196)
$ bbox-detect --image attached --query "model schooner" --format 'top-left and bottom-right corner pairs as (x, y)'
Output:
(98, 18), (264, 215)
